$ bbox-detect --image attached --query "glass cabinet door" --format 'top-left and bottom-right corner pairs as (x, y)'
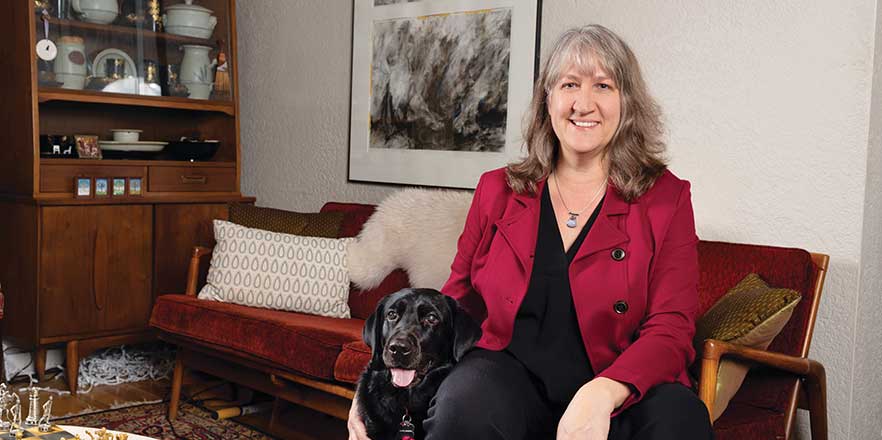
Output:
(34, 0), (233, 102)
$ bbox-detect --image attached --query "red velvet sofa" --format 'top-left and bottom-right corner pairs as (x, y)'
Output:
(149, 201), (829, 439)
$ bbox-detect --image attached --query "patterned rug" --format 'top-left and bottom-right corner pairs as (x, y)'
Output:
(55, 402), (273, 439)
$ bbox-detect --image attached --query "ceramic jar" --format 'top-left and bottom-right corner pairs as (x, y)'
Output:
(164, 0), (217, 39)
(54, 36), (87, 90)
(180, 44), (215, 99)
(70, 0), (119, 24)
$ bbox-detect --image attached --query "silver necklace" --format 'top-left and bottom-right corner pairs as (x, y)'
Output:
(551, 172), (607, 228)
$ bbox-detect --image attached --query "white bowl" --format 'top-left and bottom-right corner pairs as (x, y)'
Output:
(111, 129), (142, 142)
(77, 8), (118, 24)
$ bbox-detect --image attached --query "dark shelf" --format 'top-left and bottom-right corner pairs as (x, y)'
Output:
(45, 17), (213, 45)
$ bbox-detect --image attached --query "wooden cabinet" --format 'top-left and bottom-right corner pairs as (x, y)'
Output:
(0, 0), (252, 393)
(40, 205), (152, 337)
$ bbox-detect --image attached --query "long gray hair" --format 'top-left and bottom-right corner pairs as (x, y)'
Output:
(506, 24), (667, 202)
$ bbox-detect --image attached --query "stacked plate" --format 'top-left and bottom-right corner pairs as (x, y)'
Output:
(99, 140), (168, 159)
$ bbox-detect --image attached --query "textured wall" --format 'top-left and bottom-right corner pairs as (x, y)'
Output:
(853, 0), (882, 436)
(236, 1), (882, 438)
(238, 1), (395, 212)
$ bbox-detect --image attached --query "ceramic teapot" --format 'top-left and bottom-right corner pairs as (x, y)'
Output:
(164, 0), (218, 39)
(71, 0), (118, 24)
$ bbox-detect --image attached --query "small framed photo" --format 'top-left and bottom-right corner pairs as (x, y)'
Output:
(74, 177), (92, 199)
(128, 177), (143, 196)
(112, 177), (127, 196)
(74, 134), (102, 159)
(94, 177), (109, 197)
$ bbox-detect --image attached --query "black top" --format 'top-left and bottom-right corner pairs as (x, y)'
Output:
(506, 184), (603, 408)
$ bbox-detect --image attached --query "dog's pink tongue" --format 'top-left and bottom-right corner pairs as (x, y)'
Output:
(390, 368), (416, 387)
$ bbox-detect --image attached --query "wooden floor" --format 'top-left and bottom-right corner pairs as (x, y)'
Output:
(9, 369), (348, 439)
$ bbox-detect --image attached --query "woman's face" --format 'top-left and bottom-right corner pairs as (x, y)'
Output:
(547, 64), (621, 159)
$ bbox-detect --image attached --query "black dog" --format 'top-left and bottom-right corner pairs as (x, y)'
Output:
(357, 288), (481, 440)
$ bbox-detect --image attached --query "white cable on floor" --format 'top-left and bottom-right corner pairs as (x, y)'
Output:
(75, 344), (176, 393)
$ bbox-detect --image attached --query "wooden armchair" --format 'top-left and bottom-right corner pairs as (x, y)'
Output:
(695, 242), (829, 440)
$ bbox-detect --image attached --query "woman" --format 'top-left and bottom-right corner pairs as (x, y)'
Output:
(349, 24), (713, 439)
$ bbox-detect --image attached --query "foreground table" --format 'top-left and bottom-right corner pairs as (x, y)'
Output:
(57, 425), (156, 440)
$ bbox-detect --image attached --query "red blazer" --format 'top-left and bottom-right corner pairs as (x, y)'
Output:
(441, 167), (699, 413)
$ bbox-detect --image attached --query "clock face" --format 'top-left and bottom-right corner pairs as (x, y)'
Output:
(36, 39), (57, 61)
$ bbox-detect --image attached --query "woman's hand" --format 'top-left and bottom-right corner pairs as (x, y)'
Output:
(348, 393), (372, 440)
(556, 377), (631, 440)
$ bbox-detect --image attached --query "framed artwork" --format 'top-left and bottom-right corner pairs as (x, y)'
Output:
(128, 177), (143, 196)
(74, 134), (102, 159)
(348, 0), (541, 188)
(94, 177), (109, 197)
(112, 177), (127, 196)
(74, 177), (92, 199)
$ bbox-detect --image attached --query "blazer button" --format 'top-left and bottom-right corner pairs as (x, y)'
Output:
(611, 248), (626, 261)
(613, 300), (629, 314)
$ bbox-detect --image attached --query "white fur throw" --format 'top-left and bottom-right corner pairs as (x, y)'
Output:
(348, 188), (473, 290)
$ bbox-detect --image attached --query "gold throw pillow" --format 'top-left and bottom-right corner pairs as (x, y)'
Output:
(694, 273), (801, 421)
(228, 203), (343, 238)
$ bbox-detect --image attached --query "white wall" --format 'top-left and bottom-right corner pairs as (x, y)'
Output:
(236, 1), (882, 438)
(854, 0), (882, 436)
(238, 1), (392, 212)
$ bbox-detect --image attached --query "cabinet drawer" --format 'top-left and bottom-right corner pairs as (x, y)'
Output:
(148, 166), (236, 192)
(41, 165), (145, 193)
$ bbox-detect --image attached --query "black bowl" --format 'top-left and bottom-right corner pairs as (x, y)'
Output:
(166, 140), (220, 161)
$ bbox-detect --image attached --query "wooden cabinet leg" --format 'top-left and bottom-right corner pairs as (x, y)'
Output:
(169, 354), (184, 421)
(34, 347), (47, 381)
(65, 340), (78, 395)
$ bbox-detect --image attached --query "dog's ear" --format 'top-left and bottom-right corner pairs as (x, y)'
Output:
(445, 296), (482, 362)
(363, 293), (392, 367)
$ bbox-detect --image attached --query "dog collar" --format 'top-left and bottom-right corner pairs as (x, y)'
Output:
(397, 409), (416, 440)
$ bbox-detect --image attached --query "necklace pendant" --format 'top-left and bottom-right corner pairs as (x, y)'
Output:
(566, 213), (578, 228)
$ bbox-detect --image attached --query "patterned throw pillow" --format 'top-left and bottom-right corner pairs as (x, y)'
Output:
(198, 220), (355, 318)
(228, 203), (344, 238)
(693, 273), (801, 421)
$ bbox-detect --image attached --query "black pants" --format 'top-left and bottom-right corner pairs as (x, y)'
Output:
(424, 349), (713, 439)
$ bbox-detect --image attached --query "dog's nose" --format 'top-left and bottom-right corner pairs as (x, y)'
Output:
(388, 340), (412, 356)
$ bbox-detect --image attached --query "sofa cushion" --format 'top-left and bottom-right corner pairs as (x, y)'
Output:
(198, 220), (355, 318)
(334, 341), (371, 384)
(320, 202), (378, 238)
(229, 203), (344, 237)
(712, 400), (787, 440)
(150, 294), (364, 380)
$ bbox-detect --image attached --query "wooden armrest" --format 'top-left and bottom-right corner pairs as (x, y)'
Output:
(185, 246), (214, 297)
(699, 338), (827, 435)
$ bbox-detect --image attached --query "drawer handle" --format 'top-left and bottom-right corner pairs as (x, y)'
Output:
(180, 175), (207, 184)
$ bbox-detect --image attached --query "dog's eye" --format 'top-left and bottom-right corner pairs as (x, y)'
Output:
(386, 310), (399, 321)
(422, 313), (440, 326)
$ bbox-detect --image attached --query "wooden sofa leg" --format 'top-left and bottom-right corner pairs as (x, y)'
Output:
(270, 398), (284, 431)
(169, 354), (184, 421)
(805, 361), (828, 440)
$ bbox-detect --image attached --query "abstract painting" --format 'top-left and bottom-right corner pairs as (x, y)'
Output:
(371, 9), (510, 152)
(350, 0), (540, 188)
